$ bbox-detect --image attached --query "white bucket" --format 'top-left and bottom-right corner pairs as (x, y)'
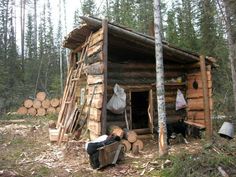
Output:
(218, 122), (234, 139)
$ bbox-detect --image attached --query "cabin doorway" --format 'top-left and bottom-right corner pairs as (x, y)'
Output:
(131, 91), (150, 129)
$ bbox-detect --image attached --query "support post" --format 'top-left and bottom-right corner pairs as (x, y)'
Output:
(101, 19), (108, 134)
(200, 55), (212, 139)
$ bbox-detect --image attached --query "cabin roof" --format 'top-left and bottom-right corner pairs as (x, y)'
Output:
(63, 16), (216, 65)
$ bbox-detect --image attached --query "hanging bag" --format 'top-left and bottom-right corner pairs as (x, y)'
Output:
(107, 84), (126, 114)
(176, 89), (187, 110)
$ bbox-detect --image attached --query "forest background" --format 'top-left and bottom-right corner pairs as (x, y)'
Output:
(0, 0), (234, 117)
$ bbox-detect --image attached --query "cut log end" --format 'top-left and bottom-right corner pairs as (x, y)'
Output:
(42, 99), (51, 109)
(50, 98), (60, 107)
(36, 92), (47, 101)
(126, 130), (137, 143)
(27, 107), (37, 116)
(47, 107), (56, 114)
(121, 139), (131, 152)
(33, 100), (42, 109)
(37, 108), (46, 116)
(132, 139), (144, 151)
(17, 107), (27, 115)
(24, 99), (33, 108)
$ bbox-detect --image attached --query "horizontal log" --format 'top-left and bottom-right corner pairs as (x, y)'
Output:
(106, 121), (126, 129)
(187, 98), (213, 111)
(187, 71), (211, 81)
(87, 75), (104, 85)
(89, 28), (103, 47)
(87, 41), (102, 57)
(87, 51), (103, 64)
(187, 111), (205, 120)
(88, 120), (101, 135)
(85, 107), (102, 121)
(88, 84), (104, 95)
(187, 88), (212, 98)
(133, 128), (151, 135)
(166, 115), (183, 124)
(187, 78), (212, 89)
(84, 62), (104, 75)
(165, 97), (176, 103)
(87, 94), (103, 109)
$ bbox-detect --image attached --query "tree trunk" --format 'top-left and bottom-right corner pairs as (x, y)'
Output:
(153, 0), (168, 157)
(223, 0), (236, 114)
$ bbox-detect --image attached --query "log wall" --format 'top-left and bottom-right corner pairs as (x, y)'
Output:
(107, 58), (187, 130)
(186, 66), (213, 125)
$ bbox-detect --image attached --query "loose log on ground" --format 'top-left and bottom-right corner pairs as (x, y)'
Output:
(17, 107), (27, 115)
(125, 130), (137, 143)
(121, 139), (131, 152)
(27, 107), (37, 116)
(132, 139), (144, 150)
(50, 98), (60, 107)
(42, 99), (51, 109)
(109, 125), (124, 138)
(33, 100), (42, 109)
(24, 99), (33, 108)
(47, 107), (56, 114)
(37, 108), (46, 116)
(36, 92), (47, 101)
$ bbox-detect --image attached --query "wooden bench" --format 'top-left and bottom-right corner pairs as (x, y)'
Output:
(184, 120), (206, 130)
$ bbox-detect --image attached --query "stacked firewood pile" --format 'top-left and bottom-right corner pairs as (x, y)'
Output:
(110, 126), (144, 154)
(17, 92), (61, 116)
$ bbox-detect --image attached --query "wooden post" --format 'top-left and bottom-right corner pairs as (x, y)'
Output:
(101, 19), (108, 134)
(200, 55), (212, 139)
(154, 0), (168, 156)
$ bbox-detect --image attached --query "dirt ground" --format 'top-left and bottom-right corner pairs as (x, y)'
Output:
(0, 116), (234, 177)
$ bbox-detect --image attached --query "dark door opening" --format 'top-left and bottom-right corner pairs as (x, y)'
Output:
(131, 91), (149, 129)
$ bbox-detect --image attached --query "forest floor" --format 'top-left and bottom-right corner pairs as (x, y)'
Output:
(0, 115), (236, 177)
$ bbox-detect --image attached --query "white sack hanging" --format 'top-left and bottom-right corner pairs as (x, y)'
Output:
(176, 89), (187, 110)
(107, 84), (126, 114)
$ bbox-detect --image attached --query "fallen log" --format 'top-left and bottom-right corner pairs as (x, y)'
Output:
(50, 98), (60, 107)
(109, 125), (124, 138)
(132, 139), (144, 150)
(27, 107), (37, 116)
(37, 108), (46, 116)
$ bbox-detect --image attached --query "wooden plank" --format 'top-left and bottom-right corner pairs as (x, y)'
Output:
(101, 19), (108, 134)
(85, 107), (102, 121)
(184, 120), (205, 129)
(200, 56), (212, 138)
(87, 41), (103, 57)
(87, 75), (104, 85)
(84, 62), (104, 75)
(88, 120), (102, 134)
(188, 98), (213, 111)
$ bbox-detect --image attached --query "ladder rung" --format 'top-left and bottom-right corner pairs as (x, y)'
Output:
(65, 101), (72, 104)
(71, 78), (79, 81)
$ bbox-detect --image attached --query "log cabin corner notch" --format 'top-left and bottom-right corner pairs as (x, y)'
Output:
(61, 16), (216, 140)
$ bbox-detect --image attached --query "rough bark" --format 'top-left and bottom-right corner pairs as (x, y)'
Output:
(222, 0), (236, 113)
(153, 0), (168, 156)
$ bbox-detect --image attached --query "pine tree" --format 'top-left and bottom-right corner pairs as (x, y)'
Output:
(81, 0), (95, 16)
(166, 8), (179, 45)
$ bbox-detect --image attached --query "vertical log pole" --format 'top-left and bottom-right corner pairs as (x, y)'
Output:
(101, 19), (108, 134)
(200, 55), (212, 139)
(154, 0), (168, 156)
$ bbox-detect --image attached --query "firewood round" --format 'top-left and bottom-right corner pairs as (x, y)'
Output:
(23, 99), (33, 108)
(27, 107), (37, 116)
(47, 107), (56, 114)
(48, 120), (56, 129)
(56, 107), (61, 113)
(121, 139), (131, 152)
(37, 108), (46, 116)
(17, 107), (27, 115)
(36, 92), (46, 101)
(109, 125), (124, 138)
(50, 98), (60, 107)
(132, 139), (144, 150)
(126, 130), (137, 143)
(33, 100), (41, 109)
(42, 99), (50, 109)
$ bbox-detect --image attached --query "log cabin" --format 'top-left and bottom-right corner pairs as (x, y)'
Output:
(60, 16), (216, 140)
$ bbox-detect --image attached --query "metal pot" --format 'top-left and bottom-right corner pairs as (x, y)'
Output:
(218, 122), (234, 139)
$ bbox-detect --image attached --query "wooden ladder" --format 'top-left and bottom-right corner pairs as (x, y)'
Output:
(57, 34), (92, 145)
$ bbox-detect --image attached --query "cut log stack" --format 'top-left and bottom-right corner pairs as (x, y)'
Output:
(16, 91), (61, 116)
(110, 127), (144, 153)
